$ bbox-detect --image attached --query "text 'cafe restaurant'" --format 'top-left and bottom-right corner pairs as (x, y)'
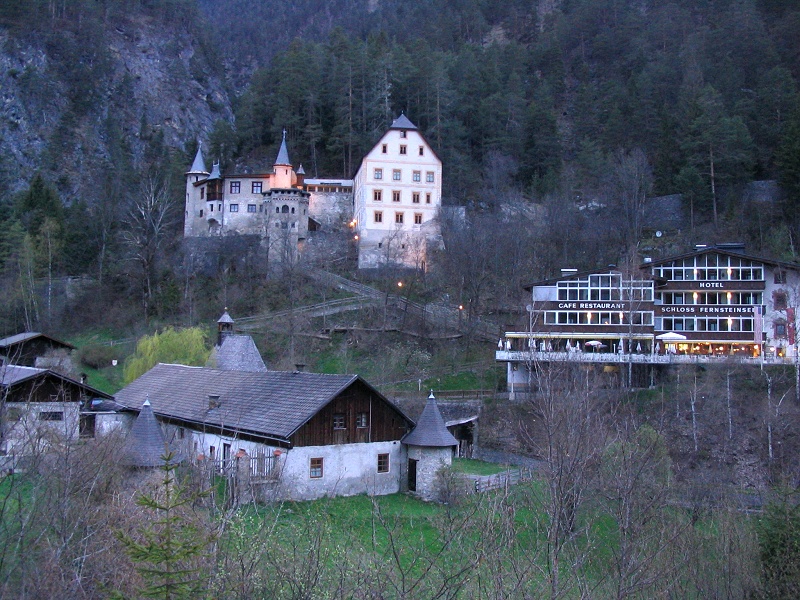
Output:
(504, 244), (800, 361)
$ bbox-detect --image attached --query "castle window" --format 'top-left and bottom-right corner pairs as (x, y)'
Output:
(393, 169), (401, 181)
(259, 204), (264, 212)
(413, 171), (421, 182)
(400, 130), (407, 138)
(200, 188), (205, 200)
(310, 457), (323, 478)
(230, 181), (241, 194)
(392, 191), (401, 202)
(412, 192), (420, 204)
(400, 145), (407, 155)
(419, 146), (424, 156)
(276, 207), (280, 213)
(414, 213), (423, 224)
(373, 189), (382, 202)
(382, 144), (387, 153)
(210, 204), (213, 212)
(377, 453), (389, 473)
(374, 168), (383, 180)
(333, 413), (346, 429)
(199, 209), (204, 217)
(247, 204), (257, 213)
(291, 222), (296, 228)
(291, 207), (295, 214)
(426, 171), (434, 183)
(356, 412), (368, 428)
(426, 193), (431, 204)
(395, 212), (404, 224)
(229, 204), (239, 212)
(252, 182), (262, 194)
(218, 204), (221, 211)
(282, 205), (290, 213)
(374, 211), (383, 223)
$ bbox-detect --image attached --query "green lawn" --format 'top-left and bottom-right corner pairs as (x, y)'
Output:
(451, 457), (508, 475)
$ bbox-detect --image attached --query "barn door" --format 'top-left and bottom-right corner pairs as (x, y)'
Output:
(408, 459), (418, 492)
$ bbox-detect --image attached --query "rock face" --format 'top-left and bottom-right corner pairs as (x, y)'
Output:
(0, 17), (234, 199)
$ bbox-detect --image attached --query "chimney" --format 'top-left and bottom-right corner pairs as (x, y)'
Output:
(294, 363), (306, 373)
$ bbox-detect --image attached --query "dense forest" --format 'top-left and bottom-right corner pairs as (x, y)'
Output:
(0, 0), (799, 333)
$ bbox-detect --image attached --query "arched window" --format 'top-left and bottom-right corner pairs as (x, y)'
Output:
(291, 207), (295, 214)
(281, 205), (290, 213)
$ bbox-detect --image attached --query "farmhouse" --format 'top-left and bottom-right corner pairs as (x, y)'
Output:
(0, 332), (75, 367)
(113, 364), (421, 501)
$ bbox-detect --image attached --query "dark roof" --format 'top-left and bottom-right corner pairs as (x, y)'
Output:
(275, 131), (291, 165)
(0, 332), (75, 351)
(390, 114), (418, 130)
(217, 311), (234, 324)
(1, 365), (112, 399)
(206, 335), (268, 372)
(187, 146), (208, 174)
(121, 399), (179, 468)
(113, 364), (408, 443)
(641, 245), (800, 271)
(402, 393), (458, 447)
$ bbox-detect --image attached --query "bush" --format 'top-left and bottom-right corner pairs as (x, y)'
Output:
(79, 344), (124, 369)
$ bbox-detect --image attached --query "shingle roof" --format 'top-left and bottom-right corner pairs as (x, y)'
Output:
(1, 365), (112, 399)
(113, 364), (369, 443)
(206, 335), (268, 372)
(121, 399), (179, 468)
(402, 392), (458, 447)
(390, 114), (417, 130)
(217, 311), (234, 324)
(0, 332), (75, 351)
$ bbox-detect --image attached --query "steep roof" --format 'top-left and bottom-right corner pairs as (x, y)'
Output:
(275, 130), (291, 166)
(390, 113), (418, 130)
(113, 364), (408, 444)
(217, 311), (234, 324)
(206, 335), (268, 372)
(121, 399), (178, 468)
(187, 146), (208, 174)
(402, 392), (458, 447)
(206, 161), (222, 182)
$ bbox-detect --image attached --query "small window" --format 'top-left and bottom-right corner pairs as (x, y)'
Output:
(218, 204), (222, 211)
(356, 412), (368, 428)
(426, 171), (434, 183)
(393, 169), (401, 181)
(200, 187), (205, 200)
(199, 209), (204, 217)
(310, 457), (323, 478)
(377, 453), (389, 473)
(374, 211), (383, 223)
(259, 204), (264, 212)
(39, 411), (63, 421)
(230, 181), (241, 194)
(414, 213), (423, 224)
(210, 204), (214, 212)
(775, 320), (788, 338)
(412, 192), (420, 204)
(229, 204), (239, 212)
(373, 189), (382, 202)
(400, 130), (407, 138)
(333, 413), (346, 429)
(426, 193), (431, 204)
(374, 168), (383, 180)
(382, 144), (387, 154)
(252, 181), (262, 194)
(247, 204), (257, 213)
(413, 171), (421, 182)
(419, 146), (424, 156)
(395, 212), (404, 224)
(392, 191), (401, 202)
(400, 145), (407, 155)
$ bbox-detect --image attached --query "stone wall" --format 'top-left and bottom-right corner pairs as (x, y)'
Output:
(406, 445), (453, 501)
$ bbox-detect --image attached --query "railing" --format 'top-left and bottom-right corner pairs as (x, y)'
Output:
(495, 350), (787, 366)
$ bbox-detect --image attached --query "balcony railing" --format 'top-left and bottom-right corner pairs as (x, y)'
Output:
(496, 350), (787, 366)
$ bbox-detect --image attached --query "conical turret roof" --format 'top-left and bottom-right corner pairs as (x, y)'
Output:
(402, 392), (458, 447)
(187, 145), (208, 174)
(206, 161), (222, 181)
(121, 398), (181, 467)
(275, 129), (291, 166)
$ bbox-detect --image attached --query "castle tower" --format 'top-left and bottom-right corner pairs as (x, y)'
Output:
(402, 391), (458, 501)
(184, 145), (209, 237)
(273, 130), (294, 189)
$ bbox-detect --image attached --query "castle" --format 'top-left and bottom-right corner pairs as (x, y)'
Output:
(184, 116), (443, 269)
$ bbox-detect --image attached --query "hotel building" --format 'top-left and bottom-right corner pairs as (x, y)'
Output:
(498, 244), (800, 391)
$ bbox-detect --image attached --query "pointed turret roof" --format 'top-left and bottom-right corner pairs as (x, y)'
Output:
(402, 392), (458, 447)
(187, 145), (208, 174)
(297, 164), (305, 175)
(390, 113), (417, 130)
(121, 398), (181, 467)
(275, 129), (291, 166)
(206, 161), (222, 181)
(218, 310), (234, 324)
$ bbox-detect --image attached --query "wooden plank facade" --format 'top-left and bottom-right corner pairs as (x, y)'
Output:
(290, 380), (411, 447)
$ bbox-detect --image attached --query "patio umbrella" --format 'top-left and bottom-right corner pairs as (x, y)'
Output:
(585, 341), (607, 352)
(656, 332), (687, 342)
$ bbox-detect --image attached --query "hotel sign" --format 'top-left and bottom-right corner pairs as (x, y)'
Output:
(659, 280), (764, 291)
(657, 304), (761, 316)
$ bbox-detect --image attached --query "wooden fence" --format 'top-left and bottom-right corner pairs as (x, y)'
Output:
(470, 467), (535, 493)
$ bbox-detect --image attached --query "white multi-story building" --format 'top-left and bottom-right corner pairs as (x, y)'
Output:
(352, 114), (442, 270)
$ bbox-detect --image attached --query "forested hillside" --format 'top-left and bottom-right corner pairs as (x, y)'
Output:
(0, 0), (799, 334)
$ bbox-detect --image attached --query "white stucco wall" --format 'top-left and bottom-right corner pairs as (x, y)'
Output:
(2, 402), (80, 454)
